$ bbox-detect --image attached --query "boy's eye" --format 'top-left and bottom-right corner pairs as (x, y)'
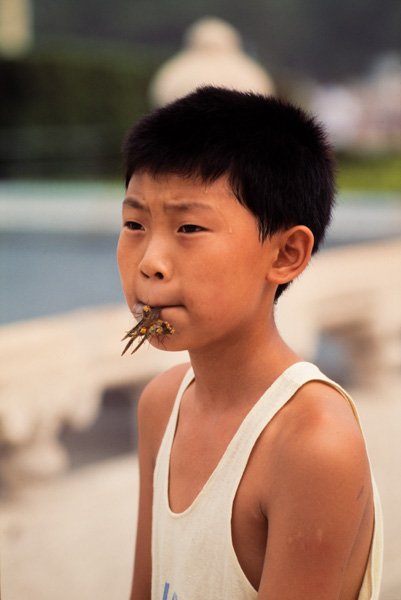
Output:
(179, 224), (204, 233)
(125, 221), (144, 231)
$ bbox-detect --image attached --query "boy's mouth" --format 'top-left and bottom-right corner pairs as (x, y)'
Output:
(121, 302), (175, 356)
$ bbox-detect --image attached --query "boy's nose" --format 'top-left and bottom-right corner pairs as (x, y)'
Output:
(141, 268), (164, 280)
(139, 241), (172, 281)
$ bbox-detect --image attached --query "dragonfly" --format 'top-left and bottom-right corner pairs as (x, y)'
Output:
(121, 303), (175, 355)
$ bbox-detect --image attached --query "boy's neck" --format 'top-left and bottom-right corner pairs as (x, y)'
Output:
(187, 319), (300, 412)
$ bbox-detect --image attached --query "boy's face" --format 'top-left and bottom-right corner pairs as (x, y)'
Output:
(117, 172), (277, 353)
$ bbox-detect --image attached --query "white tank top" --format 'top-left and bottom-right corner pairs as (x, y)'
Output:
(151, 362), (383, 600)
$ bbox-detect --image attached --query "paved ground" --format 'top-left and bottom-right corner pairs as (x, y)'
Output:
(1, 381), (400, 600)
(0, 456), (139, 600)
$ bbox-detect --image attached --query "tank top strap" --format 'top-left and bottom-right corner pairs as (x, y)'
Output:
(155, 366), (195, 473)
(169, 366), (195, 424)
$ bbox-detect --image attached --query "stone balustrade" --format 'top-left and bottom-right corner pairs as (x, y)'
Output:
(276, 238), (401, 391)
(0, 305), (188, 490)
(0, 239), (400, 492)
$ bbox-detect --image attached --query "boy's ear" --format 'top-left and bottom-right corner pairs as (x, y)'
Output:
(266, 226), (314, 285)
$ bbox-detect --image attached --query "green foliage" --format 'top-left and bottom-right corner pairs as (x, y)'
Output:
(337, 153), (401, 193)
(0, 42), (164, 178)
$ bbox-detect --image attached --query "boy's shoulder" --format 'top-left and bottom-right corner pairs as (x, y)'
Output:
(261, 378), (371, 508)
(269, 379), (367, 465)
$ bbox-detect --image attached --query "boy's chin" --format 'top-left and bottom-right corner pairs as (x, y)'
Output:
(148, 336), (182, 353)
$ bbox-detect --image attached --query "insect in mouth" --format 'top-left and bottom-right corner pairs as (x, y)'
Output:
(121, 303), (175, 355)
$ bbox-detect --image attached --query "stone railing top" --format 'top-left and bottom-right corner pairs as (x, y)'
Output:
(0, 305), (188, 446)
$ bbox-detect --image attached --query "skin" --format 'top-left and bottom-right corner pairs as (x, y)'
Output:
(117, 172), (374, 600)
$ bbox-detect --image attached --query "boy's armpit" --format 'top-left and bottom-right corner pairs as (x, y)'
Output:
(257, 383), (373, 599)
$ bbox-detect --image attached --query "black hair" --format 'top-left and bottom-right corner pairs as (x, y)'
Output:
(123, 86), (336, 300)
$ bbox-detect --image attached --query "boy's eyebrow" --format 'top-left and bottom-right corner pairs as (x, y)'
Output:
(123, 197), (148, 211)
(123, 197), (214, 214)
(163, 201), (213, 214)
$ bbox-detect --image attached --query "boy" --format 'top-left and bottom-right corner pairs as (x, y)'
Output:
(117, 87), (382, 600)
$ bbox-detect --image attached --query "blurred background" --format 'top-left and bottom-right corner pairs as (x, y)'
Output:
(0, 1), (400, 599)
(0, 0), (400, 182)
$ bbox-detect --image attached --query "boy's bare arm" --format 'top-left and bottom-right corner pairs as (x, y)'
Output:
(257, 384), (373, 600)
(129, 363), (190, 600)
